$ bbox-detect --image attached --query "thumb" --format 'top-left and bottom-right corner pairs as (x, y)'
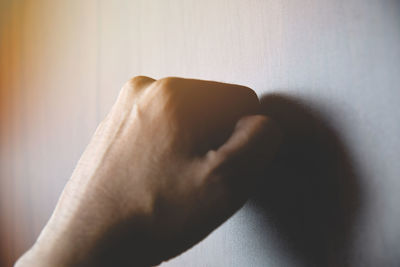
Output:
(206, 115), (282, 190)
(218, 115), (281, 165)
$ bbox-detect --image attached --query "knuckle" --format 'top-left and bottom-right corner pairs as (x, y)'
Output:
(122, 76), (154, 94)
(204, 149), (228, 173)
(253, 114), (270, 126)
(234, 86), (259, 110)
(251, 115), (272, 133)
(240, 84), (257, 97)
(154, 77), (180, 93)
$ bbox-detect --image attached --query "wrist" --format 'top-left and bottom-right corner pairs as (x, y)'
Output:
(15, 244), (67, 267)
(16, 210), (157, 267)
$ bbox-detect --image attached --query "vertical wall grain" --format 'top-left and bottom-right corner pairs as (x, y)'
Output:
(1, 0), (400, 266)
(0, 1), (99, 265)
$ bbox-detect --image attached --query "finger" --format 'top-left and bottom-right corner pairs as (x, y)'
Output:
(162, 77), (261, 153)
(220, 115), (281, 161)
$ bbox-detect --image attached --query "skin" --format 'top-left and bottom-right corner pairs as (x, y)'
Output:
(15, 76), (281, 267)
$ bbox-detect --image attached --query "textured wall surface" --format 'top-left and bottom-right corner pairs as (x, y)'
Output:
(1, 1), (399, 266)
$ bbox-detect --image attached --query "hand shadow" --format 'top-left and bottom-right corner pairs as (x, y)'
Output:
(250, 94), (363, 267)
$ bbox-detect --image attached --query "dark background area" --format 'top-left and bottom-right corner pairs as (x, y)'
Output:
(251, 94), (363, 266)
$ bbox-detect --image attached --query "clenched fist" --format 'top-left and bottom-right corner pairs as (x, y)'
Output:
(16, 77), (281, 267)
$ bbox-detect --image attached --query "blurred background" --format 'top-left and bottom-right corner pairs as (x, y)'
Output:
(1, 0), (400, 266)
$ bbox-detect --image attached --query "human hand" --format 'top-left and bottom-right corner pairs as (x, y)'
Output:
(16, 76), (281, 267)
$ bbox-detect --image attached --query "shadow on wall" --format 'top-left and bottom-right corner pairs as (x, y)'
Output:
(251, 94), (363, 267)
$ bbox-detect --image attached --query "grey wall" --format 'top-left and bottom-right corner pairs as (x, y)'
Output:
(1, 0), (399, 266)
